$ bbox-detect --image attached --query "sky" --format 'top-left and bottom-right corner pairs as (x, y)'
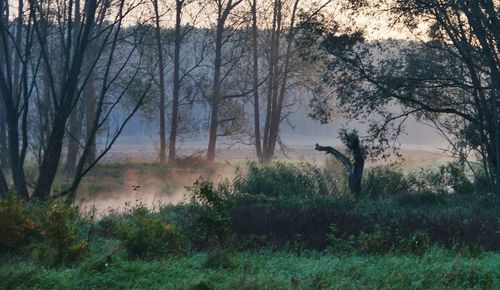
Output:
(4, 0), (429, 40)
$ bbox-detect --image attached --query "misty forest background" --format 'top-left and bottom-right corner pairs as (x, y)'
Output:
(0, 0), (499, 289)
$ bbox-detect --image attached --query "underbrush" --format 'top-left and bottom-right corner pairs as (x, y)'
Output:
(0, 194), (88, 266)
(0, 161), (499, 288)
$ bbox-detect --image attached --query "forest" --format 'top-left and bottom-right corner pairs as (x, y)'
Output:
(0, 0), (499, 289)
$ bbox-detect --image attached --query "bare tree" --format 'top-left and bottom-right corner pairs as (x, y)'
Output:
(169, 0), (187, 162)
(152, 0), (168, 164)
(0, 0), (150, 200)
(251, 0), (330, 162)
(250, 0), (263, 161)
(206, 0), (244, 162)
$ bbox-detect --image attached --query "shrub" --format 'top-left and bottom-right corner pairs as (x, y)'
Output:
(227, 193), (499, 251)
(357, 225), (394, 254)
(186, 180), (234, 249)
(117, 205), (182, 259)
(233, 161), (335, 198)
(94, 210), (120, 238)
(326, 225), (354, 253)
(0, 194), (37, 252)
(32, 200), (89, 266)
(362, 166), (410, 198)
(402, 230), (431, 255)
(396, 191), (443, 206)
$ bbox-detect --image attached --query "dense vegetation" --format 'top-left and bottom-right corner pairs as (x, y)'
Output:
(1, 161), (498, 289)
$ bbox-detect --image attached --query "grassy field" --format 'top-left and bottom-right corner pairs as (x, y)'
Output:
(1, 249), (499, 289)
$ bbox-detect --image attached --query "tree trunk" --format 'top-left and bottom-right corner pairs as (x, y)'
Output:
(0, 167), (8, 196)
(251, 0), (263, 162)
(262, 0), (280, 162)
(84, 74), (97, 165)
(169, 0), (182, 162)
(65, 104), (82, 172)
(0, 2), (8, 170)
(207, 14), (225, 162)
(153, 0), (167, 164)
(5, 103), (29, 200)
(33, 113), (67, 199)
(0, 98), (7, 169)
(65, 0), (82, 173)
(315, 141), (364, 196)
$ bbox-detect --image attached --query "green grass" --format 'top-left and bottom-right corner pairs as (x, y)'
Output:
(1, 249), (499, 289)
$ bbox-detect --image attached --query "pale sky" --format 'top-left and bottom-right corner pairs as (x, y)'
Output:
(5, 0), (428, 40)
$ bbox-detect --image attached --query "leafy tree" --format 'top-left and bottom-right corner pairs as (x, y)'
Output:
(299, 0), (500, 204)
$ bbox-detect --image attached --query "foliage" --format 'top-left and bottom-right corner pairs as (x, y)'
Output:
(117, 204), (182, 259)
(362, 166), (410, 198)
(32, 200), (89, 266)
(0, 194), (38, 251)
(363, 162), (483, 199)
(325, 225), (354, 253)
(0, 194), (88, 266)
(229, 192), (499, 251)
(233, 161), (337, 198)
(185, 180), (234, 249)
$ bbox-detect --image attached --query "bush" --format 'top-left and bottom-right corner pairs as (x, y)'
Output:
(186, 180), (234, 249)
(362, 166), (410, 198)
(363, 162), (480, 198)
(325, 225), (354, 253)
(94, 210), (120, 238)
(402, 230), (431, 255)
(227, 193), (499, 251)
(117, 204), (182, 259)
(32, 200), (89, 266)
(357, 225), (394, 254)
(0, 194), (88, 266)
(233, 161), (336, 198)
(0, 194), (37, 252)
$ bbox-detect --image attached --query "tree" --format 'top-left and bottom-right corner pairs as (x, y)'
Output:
(152, 0), (168, 164)
(250, 0), (331, 162)
(250, 0), (263, 161)
(169, 0), (197, 162)
(206, 0), (245, 162)
(65, 0), (83, 173)
(0, 0), (150, 200)
(316, 130), (365, 196)
(302, 0), (500, 203)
